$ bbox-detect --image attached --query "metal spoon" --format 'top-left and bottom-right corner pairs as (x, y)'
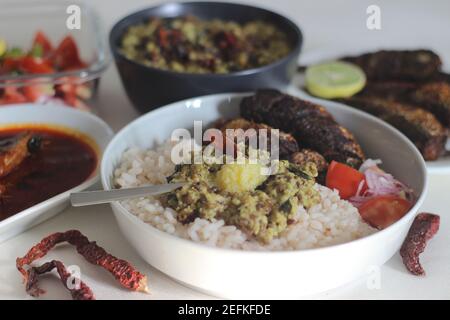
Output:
(70, 182), (185, 207)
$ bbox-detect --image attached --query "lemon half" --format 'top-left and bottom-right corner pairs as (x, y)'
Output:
(305, 61), (366, 99)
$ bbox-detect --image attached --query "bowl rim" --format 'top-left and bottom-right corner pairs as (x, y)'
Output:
(101, 91), (428, 256)
(0, 104), (114, 229)
(109, 1), (303, 78)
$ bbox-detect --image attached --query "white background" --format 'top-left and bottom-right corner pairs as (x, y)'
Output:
(0, 0), (449, 299)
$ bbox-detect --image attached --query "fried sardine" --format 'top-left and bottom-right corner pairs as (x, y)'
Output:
(339, 96), (447, 160)
(240, 90), (365, 168)
(342, 49), (442, 81)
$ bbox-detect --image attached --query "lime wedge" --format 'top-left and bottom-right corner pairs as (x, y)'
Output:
(0, 39), (6, 57)
(305, 61), (366, 99)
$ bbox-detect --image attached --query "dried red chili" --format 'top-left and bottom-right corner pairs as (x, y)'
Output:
(26, 260), (95, 300)
(400, 213), (440, 276)
(17, 230), (148, 295)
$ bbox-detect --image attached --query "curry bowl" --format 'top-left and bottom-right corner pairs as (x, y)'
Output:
(101, 92), (427, 298)
(109, 1), (302, 113)
(0, 105), (113, 243)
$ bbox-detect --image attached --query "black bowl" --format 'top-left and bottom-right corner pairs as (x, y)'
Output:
(110, 1), (303, 113)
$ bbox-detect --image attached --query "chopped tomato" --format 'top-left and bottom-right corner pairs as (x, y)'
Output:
(52, 36), (86, 70)
(33, 31), (53, 56)
(62, 92), (77, 107)
(1, 86), (27, 104)
(22, 82), (54, 102)
(0, 57), (21, 74)
(71, 98), (90, 110)
(22, 85), (42, 102)
(0, 33), (90, 108)
(359, 195), (411, 229)
(20, 56), (54, 74)
(326, 160), (366, 199)
(55, 79), (77, 98)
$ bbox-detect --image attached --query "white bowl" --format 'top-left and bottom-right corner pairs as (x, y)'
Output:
(0, 104), (113, 243)
(101, 93), (427, 299)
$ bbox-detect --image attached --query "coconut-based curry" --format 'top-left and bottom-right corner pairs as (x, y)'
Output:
(162, 153), (320, 243)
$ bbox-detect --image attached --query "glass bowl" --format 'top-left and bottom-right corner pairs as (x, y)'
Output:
(0, 0), (109, 112)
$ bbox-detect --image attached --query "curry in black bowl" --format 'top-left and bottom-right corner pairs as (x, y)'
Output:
(110, 1), (302, 113)
(120, 16), (292, 74)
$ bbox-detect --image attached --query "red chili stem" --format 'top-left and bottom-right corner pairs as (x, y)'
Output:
(26, 260), (95, 300)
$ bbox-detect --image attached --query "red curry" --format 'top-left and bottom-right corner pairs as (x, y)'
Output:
(0, 125), (97, 221)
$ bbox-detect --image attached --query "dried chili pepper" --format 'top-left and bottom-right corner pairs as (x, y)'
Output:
(17, 230), (148, 294)
(26, 260), (95, 300)
(400, 213), (440, 276)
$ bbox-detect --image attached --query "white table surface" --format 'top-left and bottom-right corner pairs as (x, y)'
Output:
(1, 0), (449, 300)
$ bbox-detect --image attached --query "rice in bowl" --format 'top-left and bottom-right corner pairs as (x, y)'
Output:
(113, 139), (376, 251)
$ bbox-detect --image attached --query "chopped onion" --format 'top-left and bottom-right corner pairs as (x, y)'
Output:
(349, 159), (414, 207)
(358, 158), (382, 173)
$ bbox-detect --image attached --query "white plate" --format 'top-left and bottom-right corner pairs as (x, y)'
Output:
(294, 46), (450, 173)
(0, 104), (114, 243)
(101, 92), (427, 299)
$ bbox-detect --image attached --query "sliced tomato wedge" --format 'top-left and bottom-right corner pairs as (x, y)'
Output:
(359, 195), (412, 229)
(33, 31), (53, 56)
(20, 56), (54, 74)
(52, 35), (87, 70)
(326, 160), (366, 199)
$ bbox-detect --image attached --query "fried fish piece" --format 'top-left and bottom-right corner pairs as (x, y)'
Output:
(240, 90), (365, 168)
(428, 71), (450, 84)
(409, 82), (450, 127)
(217, 118), (299, 159)
(358, 80), (420, 100)
(339, 96), (447, 160)
(290, 149), (328, 184)
(290, 149), (328, 172)
(341, 50), (442, 81)
(0, 132), (34, 178)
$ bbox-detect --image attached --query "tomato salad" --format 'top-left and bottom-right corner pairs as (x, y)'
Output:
(0, 31), (93, 110)
(326, 159), (415, 229)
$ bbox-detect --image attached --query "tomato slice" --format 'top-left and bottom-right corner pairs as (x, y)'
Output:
(20, 56), (54, 74)
(326, 160), (366, 199)
(52, 36), (87, 71)
(33, 31), (53, 56)
(359, 195), (412, 229)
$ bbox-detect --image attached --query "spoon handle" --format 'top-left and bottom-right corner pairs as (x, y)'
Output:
(70, 182), (185, 207)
